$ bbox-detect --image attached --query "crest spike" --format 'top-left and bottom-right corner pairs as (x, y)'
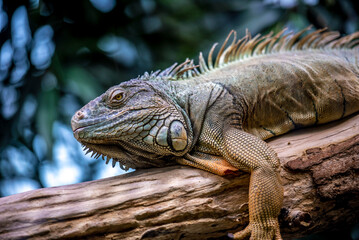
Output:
(241, 33), (261, 57)
(229, 35), (246, 60)
(159, 62), (177, 77)
(245, 28), (251, 40)
(172, 58), (191, 77)
(285, 25), (312, 50)
(222, 30), (238, 64)
(312, 31), (340, 48)
(273, 32), (291, 52)
(234, 35), (249, 59)
(304, 29), (329, 49)
(199, 52), (209, 73)
(193, 64), (201, 75)
(176, 64), (200, 78)
(254, 32), (273, 55)
(344, 32), (359, 48)
(347, 38), (359, 48)
(296, 28), (326, 50)
(330, 32), (359, 48)
(266, 28), (287, 52)
(215, 30), (235, 68)
(208, 43), (218, 70)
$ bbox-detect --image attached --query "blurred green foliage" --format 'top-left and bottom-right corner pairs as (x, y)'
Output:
(0, 0), (358, 238)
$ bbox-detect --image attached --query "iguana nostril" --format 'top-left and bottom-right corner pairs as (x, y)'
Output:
(76, 111), (85, 120)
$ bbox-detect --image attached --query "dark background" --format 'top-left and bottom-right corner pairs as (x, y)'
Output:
(0, 0), (358, 239)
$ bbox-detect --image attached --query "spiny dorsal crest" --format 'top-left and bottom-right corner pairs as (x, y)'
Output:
(137, 26), (359, 81)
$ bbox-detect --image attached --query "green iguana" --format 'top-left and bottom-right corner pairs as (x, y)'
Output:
(71, 26), (359, 239)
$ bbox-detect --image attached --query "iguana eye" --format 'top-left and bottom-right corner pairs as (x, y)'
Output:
(114, 93), (123, 100)
(110, 90), (124, 103)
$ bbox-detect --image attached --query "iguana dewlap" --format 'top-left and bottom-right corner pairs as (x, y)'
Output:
(71, 27), (359, 239)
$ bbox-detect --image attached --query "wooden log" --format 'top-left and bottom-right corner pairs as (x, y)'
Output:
(0, 114), (358, 240)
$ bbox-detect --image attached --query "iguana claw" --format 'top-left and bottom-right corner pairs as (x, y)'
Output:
(230, 220), (282, 240)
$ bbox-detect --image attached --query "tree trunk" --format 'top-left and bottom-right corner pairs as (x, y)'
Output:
(0, 114), (358, 240)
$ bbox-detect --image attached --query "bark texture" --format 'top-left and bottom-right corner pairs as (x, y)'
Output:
(0, 114), (358, 240)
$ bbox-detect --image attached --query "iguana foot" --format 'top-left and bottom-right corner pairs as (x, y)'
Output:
(229, 220), (282, 240)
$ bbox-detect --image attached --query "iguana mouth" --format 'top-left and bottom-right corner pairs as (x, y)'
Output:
(71, 119), (98, 141)
(72, 126), (88, 135)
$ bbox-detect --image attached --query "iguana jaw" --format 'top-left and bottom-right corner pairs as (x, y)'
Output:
(72, 124), (131, 169)
(79, 141), (130, 170)
(76, 140), (170, 170)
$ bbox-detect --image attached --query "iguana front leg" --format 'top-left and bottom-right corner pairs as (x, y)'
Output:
(179, 127), (283, 239)
(222, 128), (283, 240)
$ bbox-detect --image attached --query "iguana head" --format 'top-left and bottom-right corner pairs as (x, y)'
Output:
(71, 79), (193, 170)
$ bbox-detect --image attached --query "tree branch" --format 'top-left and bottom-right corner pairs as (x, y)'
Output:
(0, 114), (358, 240)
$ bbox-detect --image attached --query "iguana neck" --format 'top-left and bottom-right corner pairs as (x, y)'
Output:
(161, 80), (245, 150)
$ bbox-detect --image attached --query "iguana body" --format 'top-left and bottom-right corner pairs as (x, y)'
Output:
(71, 27), (359, 239)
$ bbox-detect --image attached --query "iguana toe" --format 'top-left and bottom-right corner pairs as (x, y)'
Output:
(231, 220), (282, 240)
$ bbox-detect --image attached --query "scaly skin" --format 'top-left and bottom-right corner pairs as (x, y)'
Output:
(71, 28), (359, 239)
